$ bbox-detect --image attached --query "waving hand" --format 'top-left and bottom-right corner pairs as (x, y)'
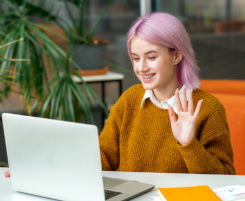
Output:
(168, 87), (203, 146)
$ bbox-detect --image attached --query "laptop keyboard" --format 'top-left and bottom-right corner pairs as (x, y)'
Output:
(105, 190), (122, 200)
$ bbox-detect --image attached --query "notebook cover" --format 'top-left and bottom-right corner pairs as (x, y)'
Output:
(158, 185), (221, 201)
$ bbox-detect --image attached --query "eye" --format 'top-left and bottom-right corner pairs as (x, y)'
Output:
(148, 56), (156, 60)
(132, 57), (140, 62)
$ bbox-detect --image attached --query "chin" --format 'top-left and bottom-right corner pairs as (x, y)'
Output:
(141, 83), (155, 90)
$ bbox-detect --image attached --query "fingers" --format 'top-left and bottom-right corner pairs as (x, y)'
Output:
(175, 87), (202, 118)
(193, 99), (203, 121)
(176, 87), (188, 113)
(4, 169), (10, 177)
(175, 88), (183, 112)
(168, 105), (177, 124)
(181, 86), (187, 112)
(188, 89), (193, 115)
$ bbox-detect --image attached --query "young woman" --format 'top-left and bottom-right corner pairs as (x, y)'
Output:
(4, 12), (235, 177)
(99, 12), (235, 174)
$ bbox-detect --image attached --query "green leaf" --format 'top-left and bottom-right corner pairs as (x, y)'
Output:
(70, 83), (94, 123)
(36, 24), (68, 41)
(65, 82), (76, 122)
(30, 98), (40, 115)
(63, 0), (77, 32)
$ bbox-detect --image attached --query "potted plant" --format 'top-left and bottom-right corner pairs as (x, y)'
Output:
(0, 0), (108, 123)
(55, 0), (114, 75)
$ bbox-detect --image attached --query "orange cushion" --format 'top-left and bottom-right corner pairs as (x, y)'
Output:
(211, 93), (245, 175)
(200, 80), (245, 96)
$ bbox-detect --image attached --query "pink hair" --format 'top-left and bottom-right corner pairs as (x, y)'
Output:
(127, 12), (200, 89)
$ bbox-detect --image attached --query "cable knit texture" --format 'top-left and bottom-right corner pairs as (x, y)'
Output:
(99, 84), (235, 174)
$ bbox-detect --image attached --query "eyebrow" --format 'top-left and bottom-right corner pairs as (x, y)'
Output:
(131, 50), (158, 56)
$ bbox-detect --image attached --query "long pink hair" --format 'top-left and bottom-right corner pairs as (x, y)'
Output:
(127, 12), (200, 89)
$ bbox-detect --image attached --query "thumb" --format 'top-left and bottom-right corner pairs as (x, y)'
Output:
(168, 105), (177, 125)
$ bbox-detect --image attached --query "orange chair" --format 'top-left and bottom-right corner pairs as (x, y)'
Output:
(200, 80), (245, 96)
(200, 79), (245, 175)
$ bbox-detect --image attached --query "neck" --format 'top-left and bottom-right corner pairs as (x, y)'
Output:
(153, 82), (181, 102)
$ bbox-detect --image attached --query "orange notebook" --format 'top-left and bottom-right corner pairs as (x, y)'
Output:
(158, 185), (221, 201)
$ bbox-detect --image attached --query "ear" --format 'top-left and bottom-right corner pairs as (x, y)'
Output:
(173, 50), (183, 65)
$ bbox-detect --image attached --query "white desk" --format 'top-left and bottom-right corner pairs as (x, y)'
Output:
(1, 167), (245, 201)
(71, 71), (124, 83)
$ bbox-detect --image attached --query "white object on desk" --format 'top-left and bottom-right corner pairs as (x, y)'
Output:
(213, 185), (245, 201)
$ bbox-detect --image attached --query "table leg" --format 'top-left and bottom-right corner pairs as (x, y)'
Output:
(119, 80), (123, 97)
(101, 81), (105, 129)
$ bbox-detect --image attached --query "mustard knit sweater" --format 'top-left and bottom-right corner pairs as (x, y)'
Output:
(99, 84), (235, 174)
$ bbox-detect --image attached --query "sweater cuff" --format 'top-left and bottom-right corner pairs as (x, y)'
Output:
(177, 138), (220, 174)
(177, 137), (208, 167)
(177, 137), (201, 154)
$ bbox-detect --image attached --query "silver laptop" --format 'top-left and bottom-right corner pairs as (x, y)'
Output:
(2, 113), (155, 201)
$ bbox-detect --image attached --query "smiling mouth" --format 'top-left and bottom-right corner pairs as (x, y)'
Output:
(143, 74), (155, 79)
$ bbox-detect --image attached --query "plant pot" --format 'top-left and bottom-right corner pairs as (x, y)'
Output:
(70, 43), (108, 75)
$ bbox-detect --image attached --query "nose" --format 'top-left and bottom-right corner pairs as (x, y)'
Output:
(138, 59), (149, 72)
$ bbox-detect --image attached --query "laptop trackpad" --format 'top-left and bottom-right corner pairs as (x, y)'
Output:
(110, 181), (152, 194)
(103, 177), (154, 201)
(103, 177), (126, 189)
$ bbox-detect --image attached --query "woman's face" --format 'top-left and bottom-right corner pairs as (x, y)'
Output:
(130, 36), (179, 93)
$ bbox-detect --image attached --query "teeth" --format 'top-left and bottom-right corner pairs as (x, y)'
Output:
(143, 74), (154, 79)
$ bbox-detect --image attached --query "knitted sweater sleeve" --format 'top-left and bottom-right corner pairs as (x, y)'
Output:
(99, 93), (125, 171)
(178, 96), (236, 175)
